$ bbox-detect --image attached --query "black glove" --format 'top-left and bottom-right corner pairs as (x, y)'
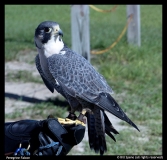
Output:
(5, 117), (85, 156)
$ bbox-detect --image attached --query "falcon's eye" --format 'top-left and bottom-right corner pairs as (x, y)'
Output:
(44, 27), (52, 33)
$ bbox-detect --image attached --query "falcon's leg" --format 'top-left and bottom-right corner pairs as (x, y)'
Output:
(77, 109), (87, 124)
(66, 111), (77, 120)
(67, 109), (87, 125)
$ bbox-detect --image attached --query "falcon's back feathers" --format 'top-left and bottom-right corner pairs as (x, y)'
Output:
(48, 46), (113, 96)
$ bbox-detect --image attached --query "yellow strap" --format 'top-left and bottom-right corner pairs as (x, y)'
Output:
(91, 14), (133, 55)
(57, 118), (86, 126)
(89, 5), (117, 13)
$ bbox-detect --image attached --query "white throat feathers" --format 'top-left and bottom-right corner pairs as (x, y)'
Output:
(43, 36), (64, 58)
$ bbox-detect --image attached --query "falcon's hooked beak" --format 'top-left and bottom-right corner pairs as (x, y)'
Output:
(57, 29), (63, 41)
(53, 27), (63, 38)
(53, 27), (63, 42)
(58, 29), (63, 37)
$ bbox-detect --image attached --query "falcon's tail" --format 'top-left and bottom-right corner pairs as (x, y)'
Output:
(86, 109), (119, 155)
(96, 92), (140, 132)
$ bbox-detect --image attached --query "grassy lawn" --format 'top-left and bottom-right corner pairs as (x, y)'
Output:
(5, 5), (162, 155)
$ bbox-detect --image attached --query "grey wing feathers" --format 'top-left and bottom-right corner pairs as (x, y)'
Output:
(96, 92), (140, 132)
(47, 48), (112, 98)
(35, 54), (54, 93)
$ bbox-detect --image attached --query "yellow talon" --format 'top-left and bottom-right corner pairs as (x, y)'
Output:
(75, 119), (86, 126)
(57, 117), (86, 126)
(81, 109), (87, 115)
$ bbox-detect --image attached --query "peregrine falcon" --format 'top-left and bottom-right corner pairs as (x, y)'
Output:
(34, 21), (140, 155)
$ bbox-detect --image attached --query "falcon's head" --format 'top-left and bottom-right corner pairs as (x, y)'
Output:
(34, 21), (64, 54)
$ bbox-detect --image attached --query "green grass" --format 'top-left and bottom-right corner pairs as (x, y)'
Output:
(5, 70), (43, 83)
(5, 102), (68, 120)
(5, 5), (162, 155)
